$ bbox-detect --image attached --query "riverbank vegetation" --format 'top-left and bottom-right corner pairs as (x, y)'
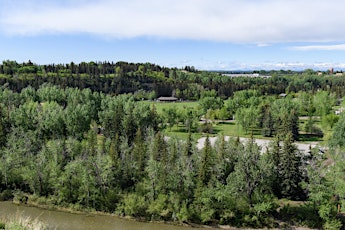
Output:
(0, 213), (47, 230)
(1, 61), (345, 228)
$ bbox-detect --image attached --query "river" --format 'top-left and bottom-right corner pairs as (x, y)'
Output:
(0, 201), (219, 230)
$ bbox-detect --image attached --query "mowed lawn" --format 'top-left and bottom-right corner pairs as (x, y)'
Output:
(141, 100), (200, 114)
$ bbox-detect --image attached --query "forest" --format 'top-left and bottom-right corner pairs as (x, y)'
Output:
(1, 60), (345, 229)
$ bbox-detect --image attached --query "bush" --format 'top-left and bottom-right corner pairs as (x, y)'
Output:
(117, 193), (148, 218)
(198, 122), (213, 134)
(12, 190), (28, 205)
(0, 189), (13, 201)
(323, 219), (342, 230)
(148, 194), (172, 220)
(311, 125), (323, 137)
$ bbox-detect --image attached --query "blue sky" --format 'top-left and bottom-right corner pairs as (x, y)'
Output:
(1, 0), (345, 70)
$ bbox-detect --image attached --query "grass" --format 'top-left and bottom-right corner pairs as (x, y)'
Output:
(0, 213), (48, 230)
(211, 121), (265, 139)
(140, 100), (200, 114)
(163, 125), (202, 140)
(298, 117), (328, 143)
(163, 120), (267, 140)
(142, 100), (329, 144)
(164, 118), (328, 144)
(276, 200), (322, 229)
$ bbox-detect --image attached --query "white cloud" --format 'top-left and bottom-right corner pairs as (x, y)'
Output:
(291, 44), (345, 51)
(201, 61), (345, 71)
(1, 0), (345, 43)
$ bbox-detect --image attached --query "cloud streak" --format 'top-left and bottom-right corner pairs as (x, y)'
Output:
(1, 0), (345, 43)
(291, 44), (345, 51)
(213, 61), (345, 71)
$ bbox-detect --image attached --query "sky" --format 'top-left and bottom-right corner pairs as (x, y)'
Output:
(1, 0), (345, 70)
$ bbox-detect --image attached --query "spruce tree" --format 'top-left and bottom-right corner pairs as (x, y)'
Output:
(197, 135), (214, 187)
(279, 132), (304, 199)
(131, 128), (147, 181)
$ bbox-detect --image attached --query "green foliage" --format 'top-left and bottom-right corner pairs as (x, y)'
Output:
(322, 113), (339, 130)
(270, 133), (305, 200)
(313, 91), (336, 117)
(330, 113), (345, 148)
(118, 193), (148, 217)
(228, 140), (273, 207)
(271, 98), (299, 140)
(199, 96), (223, 113)
(0, 69), (344, 229)
(235, 106), (259, 134)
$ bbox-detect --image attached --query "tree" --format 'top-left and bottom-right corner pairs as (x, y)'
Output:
(296, 91), (315, 116)
(183, 108), (201, 132)
(23, 140), (62, 196)
(214, 136), (240, 185)
(271, 98), (299, 140)
(313, 91), (336, 117)
(123, 102), (137, 144)
(131, 128), (147, 182)
(0, 104), (8, 148)
(199, 96), (223, 113)
(197, 136), (215, 187)
(163, 107), (178, 131)
(321, 113), (339, 130)
(64, 103), (91, 140)
(258, 102), (274, 137)
(330, 113), (345, 148)
(37, 101), (66, 140)
(235, 106), (258, 135)
(98, 95), (126, 139)
(228, 139), (273, 207)
(270, 132), (305, 200)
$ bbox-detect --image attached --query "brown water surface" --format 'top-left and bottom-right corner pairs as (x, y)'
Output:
(0, 201), (218, 230)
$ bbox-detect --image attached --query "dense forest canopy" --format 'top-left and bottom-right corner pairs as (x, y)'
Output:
(1, 60), (345, 229)
(1, 60), (345, 99)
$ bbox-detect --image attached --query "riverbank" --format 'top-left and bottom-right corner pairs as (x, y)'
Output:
(11, 193), (220, 229)
(0, 213), (47, 230)
(1, 201), (224, 230)
(7, 197), (317, 230)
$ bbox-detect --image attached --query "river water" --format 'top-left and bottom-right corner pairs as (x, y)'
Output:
(0, 201), (219, 230)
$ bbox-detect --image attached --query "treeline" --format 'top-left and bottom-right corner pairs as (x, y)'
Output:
(2, 60), (345, 99)
(0, 84), (345, 228)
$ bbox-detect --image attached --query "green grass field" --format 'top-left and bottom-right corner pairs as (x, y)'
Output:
(141, 100), (200, 114)
(162, 119), (267, 140)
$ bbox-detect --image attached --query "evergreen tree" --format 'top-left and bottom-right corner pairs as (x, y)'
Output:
(197, 136), (215, 187)
(273, 132), (305, 200)
(259, 103), (274, 137)
(184, 130), (193, 157)
(131, 128), (147, 182)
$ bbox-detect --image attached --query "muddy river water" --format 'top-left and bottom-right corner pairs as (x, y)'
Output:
(0, 201), (219, 230)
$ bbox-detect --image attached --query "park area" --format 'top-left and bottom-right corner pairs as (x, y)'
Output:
(142, 99), (328, 147)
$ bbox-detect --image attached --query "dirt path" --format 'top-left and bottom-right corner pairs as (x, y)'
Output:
(196, 136), (319, 154)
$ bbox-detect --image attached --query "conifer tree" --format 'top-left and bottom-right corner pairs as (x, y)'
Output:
(131, 128), (147, 181)
(197, 135), (214, 187)
(273, 132), (304, 199)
